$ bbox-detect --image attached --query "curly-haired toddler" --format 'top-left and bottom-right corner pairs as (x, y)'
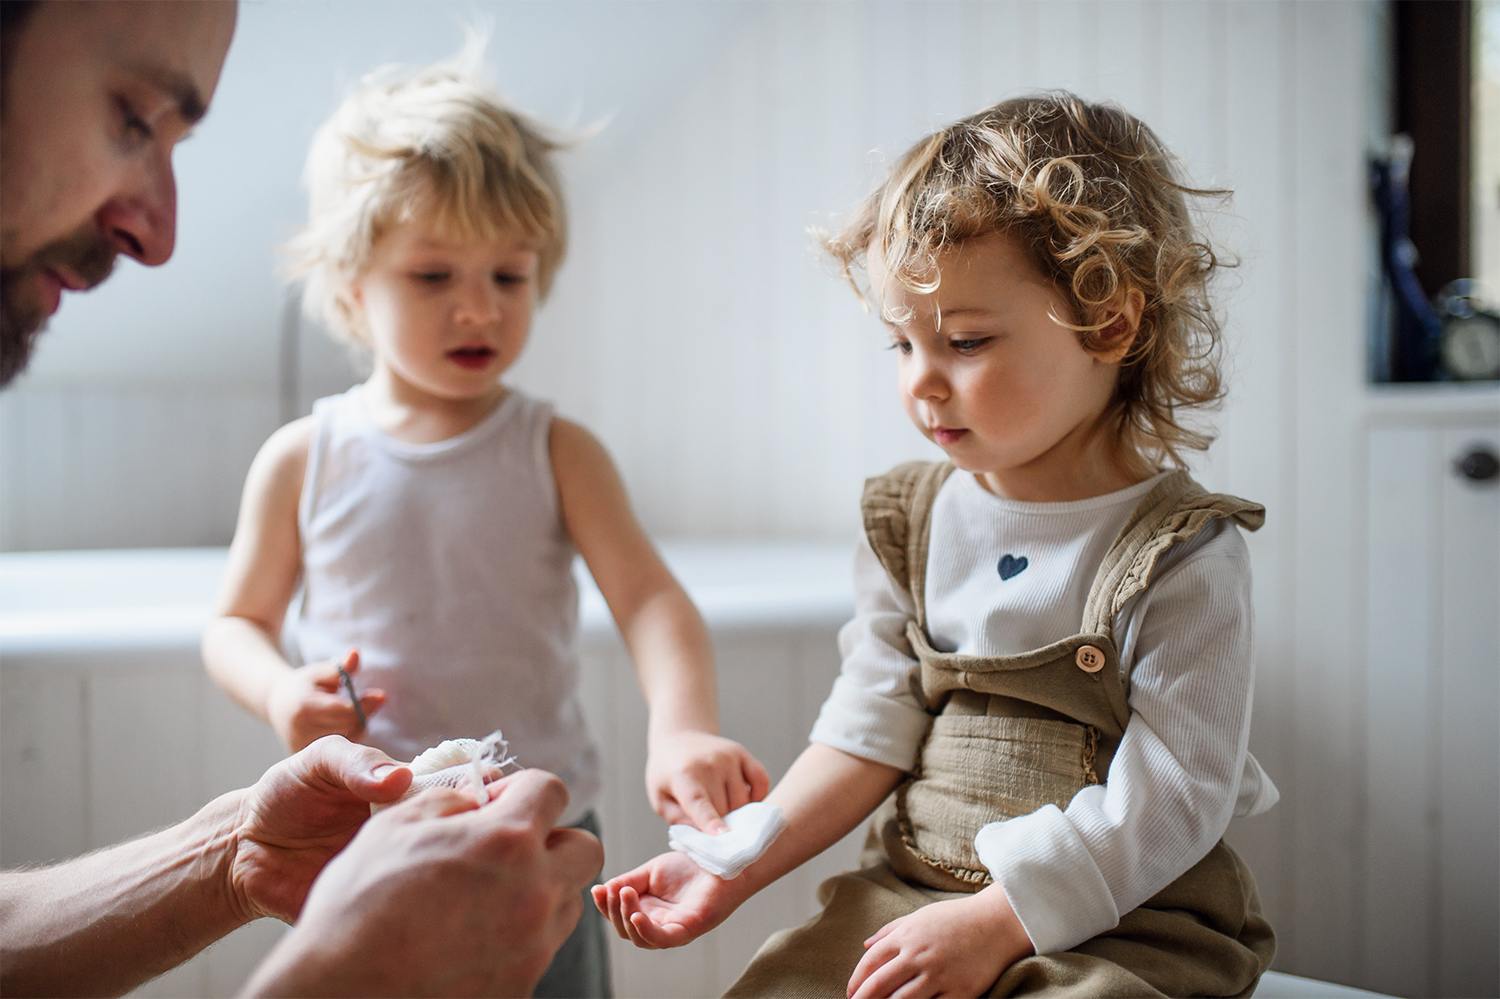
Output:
(596, 92), (1278, 998)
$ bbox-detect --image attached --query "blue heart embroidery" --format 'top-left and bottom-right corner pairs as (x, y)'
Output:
(997, 554), (1028, 580)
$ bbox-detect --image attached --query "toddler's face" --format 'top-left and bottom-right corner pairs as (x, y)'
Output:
(872, 232), (1130, 501)
(351, 213), (539, 404)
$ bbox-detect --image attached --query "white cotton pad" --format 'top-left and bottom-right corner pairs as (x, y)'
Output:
(668, 801), (787, 880)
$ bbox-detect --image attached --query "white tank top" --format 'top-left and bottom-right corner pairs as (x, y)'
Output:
(293, 385), (600, 822)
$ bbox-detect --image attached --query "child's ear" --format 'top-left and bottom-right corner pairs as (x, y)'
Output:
(1091, 288), (1146, 365)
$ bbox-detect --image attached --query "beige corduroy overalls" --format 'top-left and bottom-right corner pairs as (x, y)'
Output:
(726, 462), (1276, 998)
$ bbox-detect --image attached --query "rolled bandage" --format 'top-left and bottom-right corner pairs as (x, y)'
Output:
(668, 801), (787, 880)
(371, 733), (518, 813)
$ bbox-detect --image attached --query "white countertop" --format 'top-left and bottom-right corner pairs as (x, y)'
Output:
(0, 542), (857, 657)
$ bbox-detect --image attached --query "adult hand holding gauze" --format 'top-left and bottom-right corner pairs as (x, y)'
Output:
(668, 801), (787, 879)
(370, 731), (520, 813)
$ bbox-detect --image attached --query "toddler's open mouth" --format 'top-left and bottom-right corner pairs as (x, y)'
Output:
(447, 346), (495, 370)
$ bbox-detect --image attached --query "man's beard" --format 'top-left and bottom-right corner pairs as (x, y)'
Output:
(0, 225), (117, 386)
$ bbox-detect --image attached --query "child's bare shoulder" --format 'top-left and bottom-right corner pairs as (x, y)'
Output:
(547, 416), (613, 471)
(244, 415), (317, 506)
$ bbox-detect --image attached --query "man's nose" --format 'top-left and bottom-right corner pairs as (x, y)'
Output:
(95, 154), (178, 267)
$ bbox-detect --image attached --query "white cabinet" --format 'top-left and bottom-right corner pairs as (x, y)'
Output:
(1363, 390), (1500, 998)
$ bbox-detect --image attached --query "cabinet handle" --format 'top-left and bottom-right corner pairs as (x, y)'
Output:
(1454, 446), (1500, 482)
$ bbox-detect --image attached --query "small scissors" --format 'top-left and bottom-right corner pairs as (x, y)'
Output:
(337, 659), (368, 729)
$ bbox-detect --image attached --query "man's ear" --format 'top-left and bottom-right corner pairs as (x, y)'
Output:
(1091, 288), (1146, 365)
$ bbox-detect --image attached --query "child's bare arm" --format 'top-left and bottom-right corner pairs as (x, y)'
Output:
(551, 418), (769, 830)
(202, 419), (384, 751)
(596, 743), (904, 948)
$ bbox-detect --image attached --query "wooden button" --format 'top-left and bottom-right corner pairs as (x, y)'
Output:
(1075, 645), (1105, 673)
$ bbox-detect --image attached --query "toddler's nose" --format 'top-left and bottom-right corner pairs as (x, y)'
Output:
(455, 279), (504, 324)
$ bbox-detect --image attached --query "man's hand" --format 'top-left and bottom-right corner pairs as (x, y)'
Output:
(229, 734), (412, 923)
(592, 849), (744, 949)
(243, 767), (602, 998)
(266, 650), (387, 753)
(845, 883), (1033, 999)
(646, 730), (770, 833)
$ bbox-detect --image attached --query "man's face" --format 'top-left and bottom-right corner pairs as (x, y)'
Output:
(0, 0), (236, 385)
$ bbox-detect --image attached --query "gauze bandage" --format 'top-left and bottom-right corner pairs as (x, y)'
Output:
(668, 801), (787, 879)
(371, 730), (521, 813)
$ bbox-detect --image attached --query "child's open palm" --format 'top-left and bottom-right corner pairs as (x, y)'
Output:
(592, 849), (743, 949)
(846, 884), (1033, 999)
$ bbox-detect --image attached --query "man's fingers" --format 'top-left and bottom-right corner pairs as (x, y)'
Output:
(380, 784), (480, 820)
(545, 826), (604, 892)
(290, 735), (412, 802)
(478, 769), (570, 831)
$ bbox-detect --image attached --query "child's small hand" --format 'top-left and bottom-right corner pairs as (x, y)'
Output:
(592, 850), (744, 949)
(646, 731), (771, 833)
(846, 883), (1033, 999)
(267, 650), (388, 753)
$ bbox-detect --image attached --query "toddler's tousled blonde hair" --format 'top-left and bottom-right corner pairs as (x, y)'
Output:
(284, 41), (570, 343)
(824, 91), (1230, 467)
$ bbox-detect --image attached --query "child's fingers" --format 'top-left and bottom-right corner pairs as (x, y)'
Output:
(673, 781), (729, 835)
(863, 921), (897, 949)
(593, 883), (623, 936)
(629, 910), (689, 949)
(848, 944), (913, 999)
(618, 886), (655, 949)
(742, 753), (772, 803)
(357, 690), (387, 720)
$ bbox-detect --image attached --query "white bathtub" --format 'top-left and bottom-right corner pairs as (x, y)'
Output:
(0, 544), (1384, 999)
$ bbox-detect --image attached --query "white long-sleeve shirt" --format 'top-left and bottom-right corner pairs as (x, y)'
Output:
(808, 470), (1278, 955)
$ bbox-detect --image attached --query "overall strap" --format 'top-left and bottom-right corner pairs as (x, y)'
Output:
(861, 461), (956, 631)
(1080, 470), (1266, 639)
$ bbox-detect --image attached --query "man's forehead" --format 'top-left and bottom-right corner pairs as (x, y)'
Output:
(92, 1), (235, 114)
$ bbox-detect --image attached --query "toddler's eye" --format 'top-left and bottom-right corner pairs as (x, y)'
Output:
(116, 98), (153, 145)
(950, 337), (992, 353)
(413, 271), (451, 284)
(493, 271), (529, 286)
(887, 339), (913, 355)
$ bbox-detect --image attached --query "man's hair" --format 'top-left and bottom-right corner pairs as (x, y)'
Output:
(283, 43), (571, 344)
(823, 91), (1231, 467)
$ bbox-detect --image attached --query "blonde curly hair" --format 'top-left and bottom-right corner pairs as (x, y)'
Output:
(823, 91), (1231, 467)
(283, 41), (571, 344)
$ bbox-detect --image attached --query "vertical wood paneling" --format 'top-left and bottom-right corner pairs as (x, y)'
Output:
(0, 388), (276, 552)
(0, 667), (88, 866)
(1363, 427), (1437, 997)
(1436, 423), (1500, 998)
(89, 667), (203, 850)
(1288, 0), (1367, 982)
(1221, 0), (1293, 954)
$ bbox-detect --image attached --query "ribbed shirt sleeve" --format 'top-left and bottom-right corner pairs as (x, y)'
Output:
(975, 523), (1264, 954)
(807, 538), (933, 771)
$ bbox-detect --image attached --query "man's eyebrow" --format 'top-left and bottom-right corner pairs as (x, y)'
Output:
(127, 64), (208, 125)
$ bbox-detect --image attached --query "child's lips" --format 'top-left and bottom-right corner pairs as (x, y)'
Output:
(447, 346), (496, 371)
(932, 426), (968, 445)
